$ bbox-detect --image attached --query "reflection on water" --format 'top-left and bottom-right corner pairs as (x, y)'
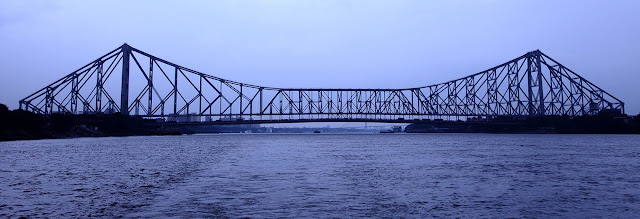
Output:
(1, 134), (639, 217)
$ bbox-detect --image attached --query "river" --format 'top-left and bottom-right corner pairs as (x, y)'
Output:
(1, 133), (639, 218)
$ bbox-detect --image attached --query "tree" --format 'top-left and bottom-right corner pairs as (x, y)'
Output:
(0, 103), (8, 113)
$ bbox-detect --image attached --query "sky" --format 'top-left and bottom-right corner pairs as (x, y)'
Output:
(1, 0), (639, 116)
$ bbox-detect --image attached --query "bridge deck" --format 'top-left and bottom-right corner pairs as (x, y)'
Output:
(147, 118), (521, 126)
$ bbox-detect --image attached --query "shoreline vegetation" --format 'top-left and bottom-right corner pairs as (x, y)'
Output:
(0, 104), (182, 142)
(1, 103), (638, 141)
(405, 114), (640, 134)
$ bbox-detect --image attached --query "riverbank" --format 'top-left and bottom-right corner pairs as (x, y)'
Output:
(2, 103), (638, 141)
(0, 105), (181, 141)
(405, 114), (640, 134)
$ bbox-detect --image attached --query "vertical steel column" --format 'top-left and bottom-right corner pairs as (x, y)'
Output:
(71, 74), (77, 113)
(219, 81), (223, 119)
(535, 50), (545, 115)
(526, 53), (534, 116)
(411, 89), (415, 116)
(45, 87), (52, 114)
(199, 76), (202, 116)
(96, 61), (103, 113)
(148, 58), (154, 115)
(120, 44), (131, 115)
(298, 90), (302, 118)
(259, 88), (263, 117)
(173, 67), (178, 115)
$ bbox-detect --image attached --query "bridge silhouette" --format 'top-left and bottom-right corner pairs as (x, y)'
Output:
(19, 44), (624, 124)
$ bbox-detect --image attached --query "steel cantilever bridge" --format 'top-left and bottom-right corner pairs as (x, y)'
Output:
(19, 44), (624, 124)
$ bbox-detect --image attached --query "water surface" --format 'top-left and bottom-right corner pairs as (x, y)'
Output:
(1, 134), (639, 218)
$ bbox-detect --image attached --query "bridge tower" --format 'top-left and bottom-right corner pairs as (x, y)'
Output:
(527, 50), (545, 116)
(120, 43), (131, 115)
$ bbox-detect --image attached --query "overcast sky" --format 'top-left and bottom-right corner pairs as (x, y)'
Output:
(1, 0), (638, 115)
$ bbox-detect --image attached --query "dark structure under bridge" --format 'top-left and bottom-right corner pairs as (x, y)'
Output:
(20, 44), (624, 123)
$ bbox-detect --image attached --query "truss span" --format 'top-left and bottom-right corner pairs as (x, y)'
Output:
(20, 44), (624, 121)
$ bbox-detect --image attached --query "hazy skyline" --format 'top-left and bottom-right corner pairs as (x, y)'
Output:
(1, 0), (639, 115)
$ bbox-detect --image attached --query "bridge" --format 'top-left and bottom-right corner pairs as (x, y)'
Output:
(19, 44), (624, 123)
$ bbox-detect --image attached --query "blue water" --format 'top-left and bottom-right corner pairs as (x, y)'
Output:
(1, 134), (639, 218)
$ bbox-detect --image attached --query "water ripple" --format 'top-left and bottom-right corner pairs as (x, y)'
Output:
(1, 134), (639, 218)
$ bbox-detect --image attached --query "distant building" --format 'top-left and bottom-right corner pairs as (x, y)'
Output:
(220, 116), (245, 121)
(105, 106), (116, 114)
(167, 113), (201, 123)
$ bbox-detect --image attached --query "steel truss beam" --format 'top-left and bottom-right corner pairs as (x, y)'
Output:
(20, 44), (625, 122)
